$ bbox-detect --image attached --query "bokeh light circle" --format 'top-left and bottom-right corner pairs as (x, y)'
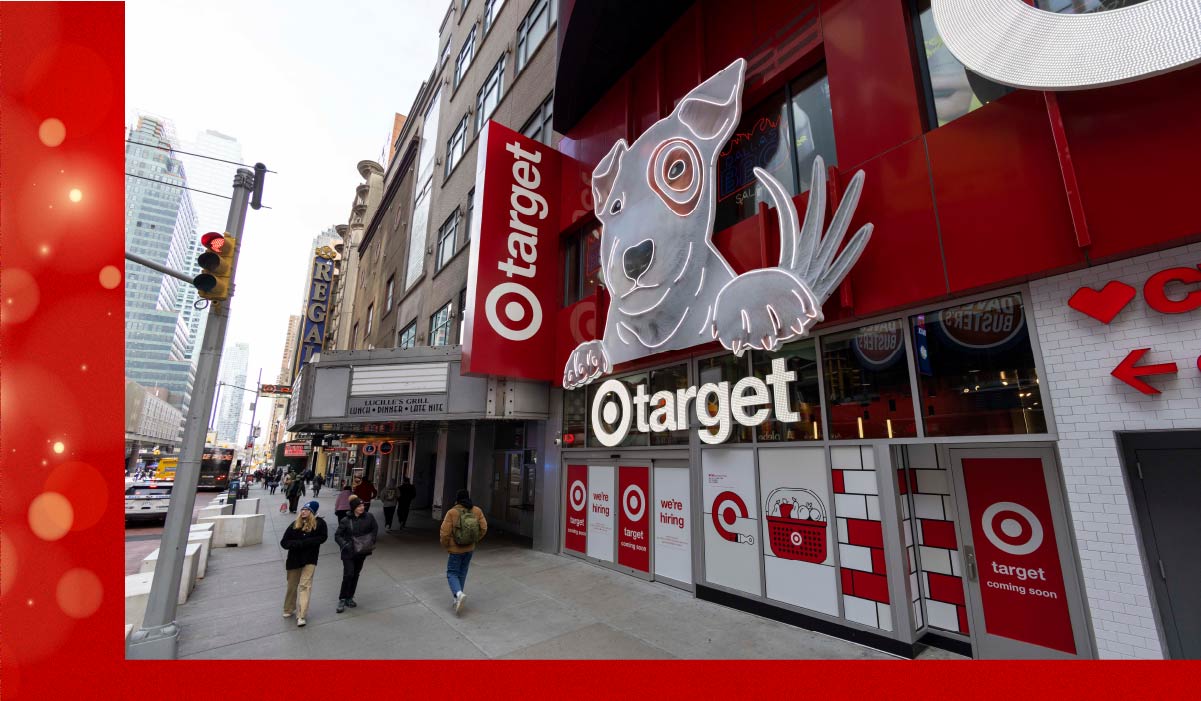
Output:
(1, 532), (15, 597)
(98, 265), (121, 289)
(38, 117), (65, 146)
(56, 568), (102, 618)
(53, 441), (64, 454)
(0, 269), (39, 324)
(68, 188), (82, 203)
(44, 461), (107, 530)
(28, 492), (73, 541)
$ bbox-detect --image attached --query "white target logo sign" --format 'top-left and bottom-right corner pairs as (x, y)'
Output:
(622, 483), (646, 522)
(790, 531), (803, 547)
(569, 480), (587, 513)
(981, 501), (1044, 556)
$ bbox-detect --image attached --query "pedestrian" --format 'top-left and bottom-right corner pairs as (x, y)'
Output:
(397, 477), (417, 530)
(286, 473), (304, 513)
(299, 472), (307, 497)
(439, 489), (487, 616)
(380, 481), (399, 530)
(268, 472), (279, 495)
(352, 474), (378, 512)
(313, 472), (325, 498)
(279, 500), (328, 627)
(334, 484), (352, 523)
(334, 496), (378, 613)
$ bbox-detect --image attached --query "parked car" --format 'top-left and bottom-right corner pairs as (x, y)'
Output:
(125, 483), (172, 523)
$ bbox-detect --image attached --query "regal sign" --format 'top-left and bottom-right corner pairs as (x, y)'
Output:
(293, 250), (336, 379)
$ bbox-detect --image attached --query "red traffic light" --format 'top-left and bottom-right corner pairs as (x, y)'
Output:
(201, 231), (226, 252)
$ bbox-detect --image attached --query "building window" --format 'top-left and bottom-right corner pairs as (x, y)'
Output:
(516, 0), (553, 72)
(821, 321), (917, 440)
(563, 388), (586, 446)
(445, 115), (468, 177)
(752, 339), (823, 441)
(440, 40), (452, 67)
(385, 275), (394, 311)
(365, 303), (374, 337)
(1037, 0), (1147, 13)
(586, 371), (651, 448)
(352, 323), (359, 349)
(562, 221), (602, 305)
(457, 288), (468, 343)
(912, 0), (1014, 128)
(520, 92), (554, 145)
(461, 0), (470, 10)
(465, 188), (475, 243)
(715, 65), (838, 231)
(912, 293), (1046, 436)
(435, 211), (459, 271)
(455, 27), (476, 88)
(483, 0), (506, 33)
(696, 355), (753, 444)
(399, 321), (417, 349)
(476, 55), (506, 134)
(429, 301), (453, 347)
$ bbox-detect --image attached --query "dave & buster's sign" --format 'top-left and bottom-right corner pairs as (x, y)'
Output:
(462, 121), (561, 381)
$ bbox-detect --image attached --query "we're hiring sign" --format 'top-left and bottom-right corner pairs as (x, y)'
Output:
(463, 121), (580, 381)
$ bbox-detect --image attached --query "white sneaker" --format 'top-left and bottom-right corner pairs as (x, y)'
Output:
(296, 617), (306, 627)
(453, 591), (465, 615)
(282, 611), (293, 618)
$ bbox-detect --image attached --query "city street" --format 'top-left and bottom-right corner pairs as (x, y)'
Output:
(124, 484), (221, 575)
(161, 481), (962, 660)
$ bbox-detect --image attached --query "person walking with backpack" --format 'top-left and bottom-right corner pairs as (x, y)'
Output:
(279, 501), (328, 627)
(333, 484), (353, 523)
(380, 481), (398, 531)
(312, 472), (325, 498)
(334, 496), (378, 613)
(285, 472), (304, 514)
(439, 489), (487, 615)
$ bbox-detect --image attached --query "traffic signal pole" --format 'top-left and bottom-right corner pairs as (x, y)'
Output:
(127, 167), (255, 659)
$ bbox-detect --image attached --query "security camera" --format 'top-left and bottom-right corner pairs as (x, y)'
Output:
(553, 437), (562, 446)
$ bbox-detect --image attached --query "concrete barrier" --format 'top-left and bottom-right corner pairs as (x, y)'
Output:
(139, 543), (202, 604)
(198, 513), (265, 547)
(233, 497), (260, 515)
(196, 503), (232, 522)
(125, 572), (153, 627)
(187, 529), (214, 578)
(189, 522), (215, 533)
(125, 624), (133, 655)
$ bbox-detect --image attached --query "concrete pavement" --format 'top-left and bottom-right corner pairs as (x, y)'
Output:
(173, 482), (962, 660)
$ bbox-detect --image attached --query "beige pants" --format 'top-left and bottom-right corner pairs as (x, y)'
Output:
(283, 564), (316, 617)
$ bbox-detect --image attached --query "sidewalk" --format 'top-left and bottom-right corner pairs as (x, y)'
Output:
(175, 484), (962, 660)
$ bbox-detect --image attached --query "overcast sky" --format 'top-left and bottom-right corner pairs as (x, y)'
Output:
(126, 0), (447, 445)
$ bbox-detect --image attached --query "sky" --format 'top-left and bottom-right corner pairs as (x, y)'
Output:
(125, 0), (448, 446)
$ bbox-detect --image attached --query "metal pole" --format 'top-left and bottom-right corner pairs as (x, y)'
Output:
(127, 167), (255, 659)
(209, 381), (223, 433)
(125, 250), (196, 285)
(246, 368), (262, 456)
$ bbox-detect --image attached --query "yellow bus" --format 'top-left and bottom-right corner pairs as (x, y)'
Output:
(150, 448), (234, 490)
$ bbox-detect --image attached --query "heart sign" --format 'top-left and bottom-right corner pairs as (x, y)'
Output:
(1067, 281), (1136, 324)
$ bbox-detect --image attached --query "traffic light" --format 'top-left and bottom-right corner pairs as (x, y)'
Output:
(194, 231), (237, 301)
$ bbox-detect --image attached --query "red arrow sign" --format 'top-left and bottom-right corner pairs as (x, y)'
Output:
(1111, 348), (1178, 395)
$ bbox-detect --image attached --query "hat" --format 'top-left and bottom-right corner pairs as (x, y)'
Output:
(348, 496), (362, 508)
(301, 501), (319, 514)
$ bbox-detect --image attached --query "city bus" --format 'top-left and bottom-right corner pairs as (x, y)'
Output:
(150, 447), (234, 490)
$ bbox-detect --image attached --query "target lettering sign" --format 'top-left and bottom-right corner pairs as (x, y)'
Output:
(962, 457), (1076, 655)
(617, 466), (650, 572)
(462, 120), (561, 381)
(564, 464), (588, 554)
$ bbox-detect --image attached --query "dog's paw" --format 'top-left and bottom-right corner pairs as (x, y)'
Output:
(712, 268), (823, 356)
(563, 340), (610, 389)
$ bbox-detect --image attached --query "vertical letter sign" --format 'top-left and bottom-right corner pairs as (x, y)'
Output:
(617, 466), (650, 572)
(564, 464), (588, 554)
(962, 457), (1076, 655)
(293, 252), (334, 380)
(462, 120), (561, 381)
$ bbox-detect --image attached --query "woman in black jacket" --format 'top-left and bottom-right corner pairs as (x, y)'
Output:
(334, 495), (378, 613)
(279, 501), (328, 627)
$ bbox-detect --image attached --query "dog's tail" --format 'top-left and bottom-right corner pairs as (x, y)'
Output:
(754, 156), (873, 302)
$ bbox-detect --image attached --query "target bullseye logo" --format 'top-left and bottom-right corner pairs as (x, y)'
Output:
(569, 480), (587, 512)
(591, 379), (632, 447)
(622, 484), (646, 522)
(981, 501), (1043, 556)
(790, 531), (803, 547)
(485, 282), (542, 341)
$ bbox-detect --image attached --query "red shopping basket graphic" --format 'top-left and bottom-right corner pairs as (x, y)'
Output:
(765, 488), (827, 563)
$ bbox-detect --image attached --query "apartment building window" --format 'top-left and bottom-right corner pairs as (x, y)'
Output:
(483, 0), (506, 33)
(465, 188), (475, 243)
(455, 27), (476, 88)
(562, 220), (602, 305)
(435, 211), (459, 272)
(462, 0), (470, 10)
(516, 0), (554, 72)
(430, 301), (453, 347)
(457, 288), (468, 343)
(352, 323), (359, 349)
(365, 303), (374, 337)
(440, 40), (452, 67)
(399, 321), (417, 349)
(385, 275), (394, 311)
(520, 92), (554, 145)
(446, 115), (468, 178)
(476, 55), (506, 133)
(912, 0), (1014, 128)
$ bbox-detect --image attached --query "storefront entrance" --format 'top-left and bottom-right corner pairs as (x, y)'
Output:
(945, 446), (1092, 659)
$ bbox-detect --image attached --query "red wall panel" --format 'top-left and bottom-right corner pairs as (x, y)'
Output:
(821, 0), (925, 171)
(557, 76), (629, 168)
(702, 0), (757, 78)
(659, 4), (703, 115)
(927, 91), (1085, 293)
(1057, 67), (1201, 262)
(629, 47), (661, 140)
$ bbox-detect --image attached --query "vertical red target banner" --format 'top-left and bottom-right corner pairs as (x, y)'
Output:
(618, 465), (650, 572)
(564, 464), (588, 554)
(962, 457), (1076, 655)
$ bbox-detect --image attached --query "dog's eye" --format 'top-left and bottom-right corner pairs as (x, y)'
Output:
(668, 160), (685, 180)
(609, 198), (623, 215)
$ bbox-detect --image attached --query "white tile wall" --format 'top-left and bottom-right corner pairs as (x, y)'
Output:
(842, 470), (879, 495)
(838, 543), (874, 572)
(1029, 242), (1201, 660)
(843, 594), (880, 628)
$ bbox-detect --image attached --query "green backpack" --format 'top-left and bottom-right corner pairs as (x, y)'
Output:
(453, 505), (482, 546)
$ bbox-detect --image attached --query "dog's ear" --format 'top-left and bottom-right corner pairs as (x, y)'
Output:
(592, 138), (627, 217)
(675, 58), (745, 144)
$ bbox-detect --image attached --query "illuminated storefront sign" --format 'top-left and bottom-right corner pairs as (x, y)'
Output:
(294, 248), (336, 378)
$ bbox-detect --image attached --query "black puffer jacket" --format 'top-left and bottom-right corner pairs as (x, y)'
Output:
(280, 517), (328, 569)
(334, 511), (379, 560)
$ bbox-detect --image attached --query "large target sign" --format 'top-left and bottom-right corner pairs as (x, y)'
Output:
(617, 466), (650, 572)
(961, 457), (1076, 655)
(564, 464), (588, 554)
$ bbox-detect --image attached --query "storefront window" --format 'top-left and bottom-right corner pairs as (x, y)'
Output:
(649, 364), (690, 446)
(752, 339), (822, 442)
(562, 387), (586, 447)
(822, 320), (917, 439)
(696, 355), (752, 444)
(912, 294), (1047, 436)
(715, 90), (791, 232)
(790, 71), (838, 195)
(562, 222), (603, 305)
(913, 0), (1015, 127)
(1037, 0), (1147, 13)
(587, 371), (650, 448)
